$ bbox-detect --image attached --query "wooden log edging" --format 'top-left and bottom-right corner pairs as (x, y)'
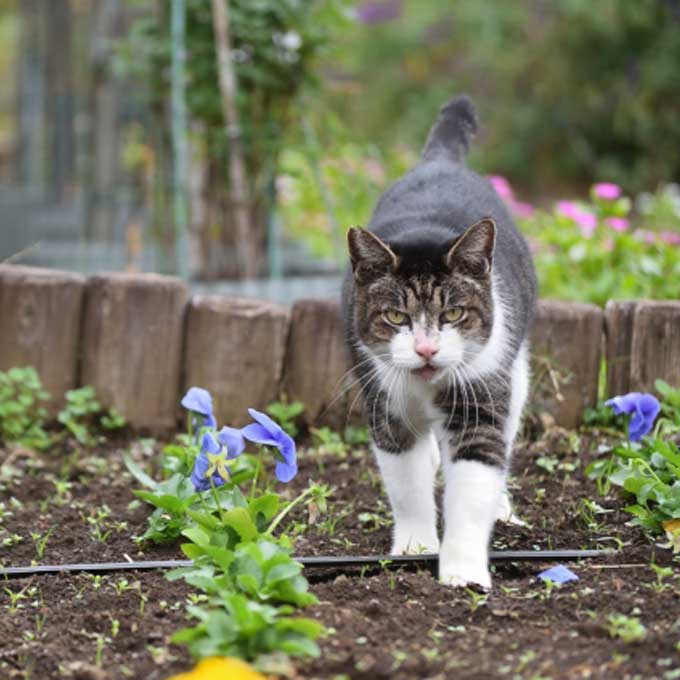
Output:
(184, 295), (289, 427)
(80, 273), (189, 432)
(0, 265), (86, 414)
(1, 265), (679, 432)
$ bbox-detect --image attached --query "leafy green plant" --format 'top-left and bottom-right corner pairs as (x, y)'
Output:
(130, 387), (325, 665)
(0, 367), (51, 450)
(172, 592), (322, 661)
(607, 614), (647, 643)
(587, 382), (680, 533)
(266, 398), (305, 438)
(58, 386), (126, 445)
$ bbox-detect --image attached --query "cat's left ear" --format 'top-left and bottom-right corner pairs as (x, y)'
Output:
(444, 218), (496, 276)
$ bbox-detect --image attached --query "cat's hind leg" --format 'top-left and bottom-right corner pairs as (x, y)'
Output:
(374, 430), (440, 554)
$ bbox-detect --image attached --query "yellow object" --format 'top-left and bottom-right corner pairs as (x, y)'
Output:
(662, 519), (680, 553)
(167, 657), (266, 680)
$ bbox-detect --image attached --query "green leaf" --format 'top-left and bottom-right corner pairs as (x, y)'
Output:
(123, 454), (158, 489)
(182, 526), (211, 547)
(221, 507), (258, 543)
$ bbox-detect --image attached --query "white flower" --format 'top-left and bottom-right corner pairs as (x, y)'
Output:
(274, 30), (302, 51)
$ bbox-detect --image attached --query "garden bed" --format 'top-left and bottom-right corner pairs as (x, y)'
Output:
(1, 429), (679, 680)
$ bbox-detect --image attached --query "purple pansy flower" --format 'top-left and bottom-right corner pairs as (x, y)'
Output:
(241, 408), (298, 483)
(191, 432), (228, 491)
(181, 387), (217, 429)
(605, 392), (661, 442)
(593, 182), (622, 200)
(538, 564), (579, 584)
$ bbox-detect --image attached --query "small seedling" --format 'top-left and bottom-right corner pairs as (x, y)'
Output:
(4, 586), (28, 615)
(465, 588), (488, 613)
(649, 563), (675, 593)
(31, 527), (55, 559)
(607, 614), (647, 643)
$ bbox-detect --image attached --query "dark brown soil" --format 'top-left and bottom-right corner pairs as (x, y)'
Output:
(1, 428), (679, 679)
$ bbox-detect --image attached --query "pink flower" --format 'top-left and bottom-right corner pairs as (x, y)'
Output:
(660, 230), (680, 245)
(593, 182), (622, 200)
(605, 217), (630, 232)
(556, 201), (580, 220)
(488, 175), (514, 201)
(576, 212), (598, 238)
(512, 201), (536, 218)
(556, 201), (597, 237)
(636, 229), (657, 244)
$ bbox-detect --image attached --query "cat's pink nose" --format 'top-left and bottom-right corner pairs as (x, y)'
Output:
(415, 340), (439, 361)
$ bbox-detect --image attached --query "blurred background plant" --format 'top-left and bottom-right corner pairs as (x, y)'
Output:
(0, 0), (678, 299)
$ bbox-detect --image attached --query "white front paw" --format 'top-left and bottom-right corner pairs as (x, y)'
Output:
(439, 556), (491, 590)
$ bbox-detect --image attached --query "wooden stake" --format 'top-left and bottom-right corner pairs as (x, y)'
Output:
(211, 0), (257, 278)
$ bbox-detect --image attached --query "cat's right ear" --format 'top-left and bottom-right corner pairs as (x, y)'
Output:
(347, 228), (399, 282)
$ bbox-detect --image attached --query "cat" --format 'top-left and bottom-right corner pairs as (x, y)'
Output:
(341, 95), (537, 589)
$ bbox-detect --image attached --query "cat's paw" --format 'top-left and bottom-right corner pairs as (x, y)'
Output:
(438, 558), (491, 590)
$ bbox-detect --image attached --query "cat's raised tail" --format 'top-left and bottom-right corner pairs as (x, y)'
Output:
(421, 95), (478, 164)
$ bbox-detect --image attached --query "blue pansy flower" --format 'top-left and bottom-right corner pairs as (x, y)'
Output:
(241, 408), (298, 483)
(181, 387), (217, 430)
(191, 432), (230, 492)
(217, 426), (246, 459)
(605, 392), (661, 442)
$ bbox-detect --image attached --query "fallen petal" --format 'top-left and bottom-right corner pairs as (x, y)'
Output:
(537, 564), (579, 584)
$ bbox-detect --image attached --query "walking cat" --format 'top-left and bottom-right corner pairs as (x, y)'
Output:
(342, 96), (537, 588)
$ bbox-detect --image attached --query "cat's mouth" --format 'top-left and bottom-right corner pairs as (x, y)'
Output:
(412, 364), (440, 381)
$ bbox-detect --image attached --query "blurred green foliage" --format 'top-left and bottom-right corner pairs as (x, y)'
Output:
(312, 0), (680, 191)
(117, 0), (349, 190)
(519, 183), (680, 305)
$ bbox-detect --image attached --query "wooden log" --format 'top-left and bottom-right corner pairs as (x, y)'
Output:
(604, 300), (638, 399)
(283, 299), (356, 430)
(81, 273), (188, 431)
(0, 265), (85, 413)
(530, 300), (604, 429)
(630, 301), (680, 393)
(184, 296), (289, 427)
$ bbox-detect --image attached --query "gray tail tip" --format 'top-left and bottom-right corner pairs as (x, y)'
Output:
(440, 94), (478, 134)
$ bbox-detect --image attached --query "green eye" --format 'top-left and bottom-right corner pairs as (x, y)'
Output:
(385, 309), (408, 325)
(442, 308), (465, 323)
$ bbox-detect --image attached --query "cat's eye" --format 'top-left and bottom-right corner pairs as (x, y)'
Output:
(442, 307), (465, 324)
(385, 309), (408, 325)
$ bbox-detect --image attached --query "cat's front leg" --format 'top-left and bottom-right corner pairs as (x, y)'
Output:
(438, 413), (508, 589)
(374, 431), (440, 555)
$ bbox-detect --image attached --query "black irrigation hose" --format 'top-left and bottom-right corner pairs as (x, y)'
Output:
(0, 549), (613, 580)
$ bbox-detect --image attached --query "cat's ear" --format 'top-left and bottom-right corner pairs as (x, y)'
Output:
(444, 218), (496, 276)
(347, 227), (399, 282)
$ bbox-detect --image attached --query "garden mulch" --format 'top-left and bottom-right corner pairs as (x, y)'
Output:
(1, 428), (679, 679)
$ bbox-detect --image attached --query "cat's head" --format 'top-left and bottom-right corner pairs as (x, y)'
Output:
(347, 219), (497, 383)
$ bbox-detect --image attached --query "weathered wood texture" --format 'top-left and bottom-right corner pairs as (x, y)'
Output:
(604, 300), (638, 399)
(81, 273), (188, 431)
(184, 296), (289, 427)
(530, 300), (604, 429)
(283, 299), (357, 429)
(630, 301), (680, 394)
(0, 265), (85, 413)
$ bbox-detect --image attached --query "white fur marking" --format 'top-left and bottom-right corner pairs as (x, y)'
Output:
(374, 435), (440, 554)
(439, 459), (505, 589)
(468, 276), (509, 376)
